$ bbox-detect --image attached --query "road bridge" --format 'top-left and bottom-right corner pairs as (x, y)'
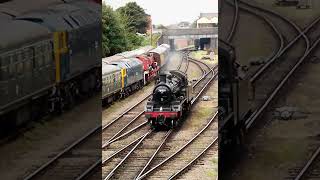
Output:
(158, 27), (218, 50)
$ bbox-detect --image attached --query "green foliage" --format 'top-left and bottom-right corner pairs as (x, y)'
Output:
(102, 4), (127, 57)
(156, 24), (167, 29)
(102, 2), (151, 58)
(116, 2), (149, 34)
(141, 33), (161, 47)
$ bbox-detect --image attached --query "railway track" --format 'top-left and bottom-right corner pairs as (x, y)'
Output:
(245, 11), (320, 129)
(22, 51), (191, 180)
(102, 50), (191, 148)
(226, 0), (239, 43)
(241, 0), (309, 84)
(102, 51), (191, 147)
(71, 52), (210, 179)
(226, 0), (284, 74)
(136, 112), (218, 180)
(294, 146), (320, 180)
(220, 0), (239, 42)
(23, 125), (101, 180)
(229, 3), (320, 179)
(221, 3), (320, 179)
(225, 0), (320, 130)
(98, 58), (217, 180)
(23, 52), (215, 180)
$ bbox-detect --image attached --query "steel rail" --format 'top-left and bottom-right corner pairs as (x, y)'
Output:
(76, 133), (147, 180)
(246, 31), (320, 129)
(104, 130), (152, 180)
(78, 54), (213, 180)
(136, 111), (218, 180)
(102, 111), (145, 148)
(135, 130), (173, 179)
(23, 125), (100, 180)
(168, 136), (218, 180)
(227, 0), (285, 81)
(188, 58), (217, 89)
(102, 94), (150, 130)
(24, 90), (151, 179)
(103, 50), (190, 148)
(240, 0), (310, 83)
(226, 0), (239, 43)
(105, 121), (148, 146)
(294, 146), (320, 180)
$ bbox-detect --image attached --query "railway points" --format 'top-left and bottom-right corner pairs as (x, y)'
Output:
(219, 0), (320, 179)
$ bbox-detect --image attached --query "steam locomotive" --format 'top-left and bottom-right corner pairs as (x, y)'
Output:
(145, 70), (192, 129)
(219, 39), (253, 154)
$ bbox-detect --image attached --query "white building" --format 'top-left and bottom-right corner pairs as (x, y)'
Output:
(196, 13), (218, 28)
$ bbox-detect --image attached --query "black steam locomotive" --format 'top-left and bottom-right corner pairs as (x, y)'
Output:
(219, 39), (253, 155)
(145, 70), (192, 129)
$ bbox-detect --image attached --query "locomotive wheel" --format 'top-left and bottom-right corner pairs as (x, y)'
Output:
(171, 120), (177, 129)
(150, 120), (159, 131)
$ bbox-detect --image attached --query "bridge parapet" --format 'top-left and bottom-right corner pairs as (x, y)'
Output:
(162, 27), (217, 36)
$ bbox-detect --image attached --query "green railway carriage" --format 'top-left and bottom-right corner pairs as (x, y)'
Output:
(102, 63), (122, 103)
(0, 20), (55, 117)
(0, 1), (101, 127)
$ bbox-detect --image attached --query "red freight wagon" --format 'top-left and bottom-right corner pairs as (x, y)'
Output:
(136, 55), (159, 84)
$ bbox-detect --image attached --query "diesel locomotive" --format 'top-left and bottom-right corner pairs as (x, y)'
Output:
(101, 44), (170, 104)
(0, 1), (101, 128)
(145, 70), (192, 129)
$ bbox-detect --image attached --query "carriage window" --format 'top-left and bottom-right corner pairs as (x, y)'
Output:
(3, 56), (9, 66)
(34, 45), (44, 68)
(8, 55), (16, 78)
(17, 62), (23, 75)
(0, 55), (8, 81)
(9, 64), (16, 78)
(0, 66), (8, 81)
(24, 61), (32, 72)
(21, 50), (27, 61)
(44, 43), (52, 65)
(16, 52), (23, 75)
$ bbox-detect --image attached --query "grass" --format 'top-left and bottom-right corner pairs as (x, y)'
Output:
(190, 51), (208, 60)
(189, 107), (214, 126)
(207, 155), (218, 178)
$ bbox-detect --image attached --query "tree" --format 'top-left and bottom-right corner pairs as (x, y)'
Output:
(116, 2), (149, 34)
(156, 24), (167, 30)
(102, 4), (127, 57)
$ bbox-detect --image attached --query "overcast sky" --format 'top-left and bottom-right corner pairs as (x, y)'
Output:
(103, 0), (218, 25)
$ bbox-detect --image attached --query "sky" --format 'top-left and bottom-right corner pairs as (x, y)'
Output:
(103, 0), (218, 25)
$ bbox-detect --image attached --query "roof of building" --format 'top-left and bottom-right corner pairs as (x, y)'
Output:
(197, 17), (218, 24)
(200, 13), (218, 19)
(197, 13), (218, 24)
